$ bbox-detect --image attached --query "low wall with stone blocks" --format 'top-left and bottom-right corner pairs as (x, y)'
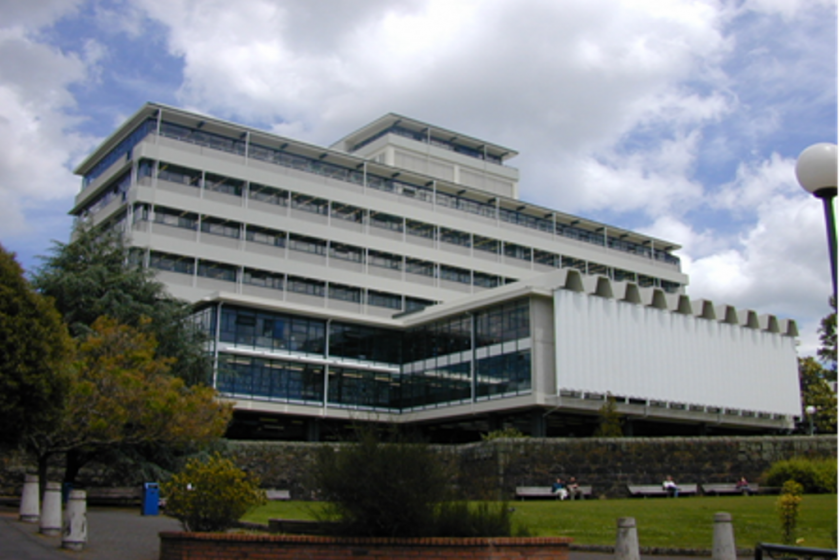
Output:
(226, 435), (836, 500)
(1, 435), (835, 500)
(158, 533), (572, 560)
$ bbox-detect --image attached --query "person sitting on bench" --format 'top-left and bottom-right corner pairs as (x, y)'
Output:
(552, 477), (569, 500)
(662, 475), (679, 497)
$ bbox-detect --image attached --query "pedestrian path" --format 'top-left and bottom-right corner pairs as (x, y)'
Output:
(0, 504), (180, 560)
(0, 503), (712, 560)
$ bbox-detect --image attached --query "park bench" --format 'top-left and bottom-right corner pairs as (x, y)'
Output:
(86, 487), (142, 505)
(627, 484), (698, 497)
(701, 483), (759, 496)
(515, 485), (593, 500)
(265, 489), (291, 501)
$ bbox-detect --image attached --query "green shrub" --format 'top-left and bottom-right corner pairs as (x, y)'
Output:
(762, 457), (838, 493)
(482, 427), (528, 441)
(309, 425), (521, 538)
(435, 501), (522, 537)
(310, 426), (450, 537)
(162, 453), (266, 532)
(777, 480), (804, 545)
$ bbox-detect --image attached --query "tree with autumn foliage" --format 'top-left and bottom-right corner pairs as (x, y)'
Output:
(24, 317), (232, 486)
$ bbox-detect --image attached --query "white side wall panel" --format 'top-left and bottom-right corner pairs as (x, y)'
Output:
(554, 290), (801, 415)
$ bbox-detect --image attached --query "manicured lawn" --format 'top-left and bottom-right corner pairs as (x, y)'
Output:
(242, 494), (838, 549)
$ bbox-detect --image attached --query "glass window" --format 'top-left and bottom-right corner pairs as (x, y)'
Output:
(243, 268), (284, 290)
(204, 172), (244, 197)
(246, 225), (285, 247)
(369, 211), (404, 233)
(440, 228), (471, 247)
(157, 163), (202, 187)
(288, 276), (325, 298)
(149, 251), (194, 275)
(330, 203), (364, 223)
(406, 220), (435, 239)
(291, 193), (329, 215)
(289, 234), (326, 255)
(201, 217), (241, 239)
(406, 258), (434, 277)
(368, 290), (402, 310)
(329, 242), (363, 263)
(197, 260), (237, 282)
(368, 250), (402, 270)
(248, 183), (288, 206)
(329, 283), (362, 303)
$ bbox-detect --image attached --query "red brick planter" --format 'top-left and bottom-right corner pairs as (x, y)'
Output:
(159, 532), (572, 559)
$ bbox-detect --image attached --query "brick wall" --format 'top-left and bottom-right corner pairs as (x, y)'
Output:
(158, 532), (572, 560)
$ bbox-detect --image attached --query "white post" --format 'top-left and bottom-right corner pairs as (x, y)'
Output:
(712, 512), (737, 560)
(615, 517), (640, 560)
(62, 490), (87, 551)
(39, 481), (62, 536)
(19, 474), (39, 522)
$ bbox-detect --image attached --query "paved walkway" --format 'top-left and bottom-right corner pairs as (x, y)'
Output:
(1, 503), (713, 560)
(0, 504), (180, 560)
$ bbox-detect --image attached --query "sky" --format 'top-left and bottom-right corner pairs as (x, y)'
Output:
(0, 0), (836, 356)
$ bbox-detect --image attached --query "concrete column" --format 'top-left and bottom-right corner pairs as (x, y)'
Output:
(712, 512), (736, 560)
(39, 482), (62, 536)
(19, 474), (39, 522)
(615, 517), (640, 560)
(62, 490), (87, 551)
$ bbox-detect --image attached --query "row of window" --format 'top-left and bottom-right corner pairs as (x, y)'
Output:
(215, 349), (532, 411)
(132, 159), (681, 290)
(350, 124), (506, 165)
(135, 203), (514, 288)
(87, 118), (681, 267)
(207, 301), (530, 365)
(146, 250), (434, 313)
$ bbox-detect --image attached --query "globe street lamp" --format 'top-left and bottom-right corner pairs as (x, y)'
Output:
(804, 404), (817, 435)
(795, 143), (838, 299)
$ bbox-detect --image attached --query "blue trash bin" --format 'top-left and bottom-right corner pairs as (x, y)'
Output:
(141, 483), (160, 516)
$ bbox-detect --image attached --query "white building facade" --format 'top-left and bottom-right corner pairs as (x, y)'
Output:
(71, 103), (801, 441)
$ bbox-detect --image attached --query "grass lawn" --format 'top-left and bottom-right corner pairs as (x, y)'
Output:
(242, 494), (837, 550)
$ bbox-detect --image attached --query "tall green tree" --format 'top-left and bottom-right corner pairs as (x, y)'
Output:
(817, 298), (836, 380)
(799, 357), (837, 434)
(25, 317), (232, 486)
(593, 393), (624, 437)
(0, 244), (72, 448)
(33, 224), (210, 385)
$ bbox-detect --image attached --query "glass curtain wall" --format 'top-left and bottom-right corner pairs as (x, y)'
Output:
(202, 299), (531, 410)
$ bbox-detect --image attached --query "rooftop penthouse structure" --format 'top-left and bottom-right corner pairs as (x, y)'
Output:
(72, 103), (801, 441)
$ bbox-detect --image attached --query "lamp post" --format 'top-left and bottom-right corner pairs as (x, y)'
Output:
(804, 404), (817, 435)
(795, 143), (838, 299)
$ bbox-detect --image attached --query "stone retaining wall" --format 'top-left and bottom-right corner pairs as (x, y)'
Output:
(1, 435), (835, 500)
(158, 532), (572, 560)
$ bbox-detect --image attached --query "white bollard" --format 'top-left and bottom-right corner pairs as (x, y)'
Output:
(19, 474), (40, 523)
(39, 481), (62, 536)
(62, 490), (87, 551)
(712, 512), (737, 560)
(615, 517), (640, 560)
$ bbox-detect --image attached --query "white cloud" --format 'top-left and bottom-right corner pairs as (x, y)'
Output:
(0, 25), (96, 237)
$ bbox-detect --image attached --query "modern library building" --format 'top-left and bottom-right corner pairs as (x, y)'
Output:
(71, 103), (802, 441)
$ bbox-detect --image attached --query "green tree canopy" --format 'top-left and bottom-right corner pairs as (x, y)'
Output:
(799, 356), (837, 434)
(817, 299), (836, 380)
(33, 224), (210, 385)
(593, 393), (624, 437)
(0, 244), (72, 448)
